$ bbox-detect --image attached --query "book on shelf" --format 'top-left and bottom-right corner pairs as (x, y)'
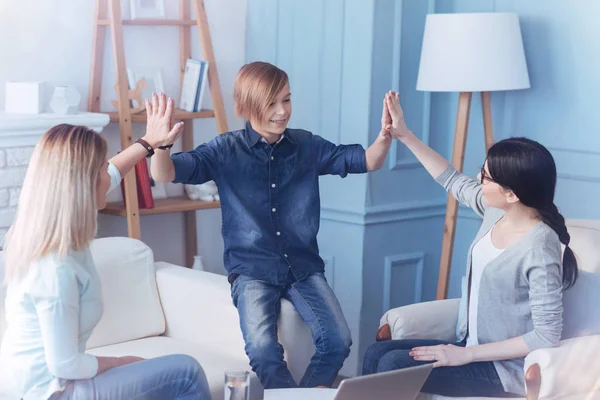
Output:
(194, 60), (209, 112)
(179, 58), (209, 112)
(121, 158), (154, 209)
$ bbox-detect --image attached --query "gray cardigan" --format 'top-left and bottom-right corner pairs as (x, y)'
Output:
(436, 166), (563, 395)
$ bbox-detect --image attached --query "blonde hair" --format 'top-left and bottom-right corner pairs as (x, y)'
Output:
(3, 124), (107, 284)
(234, 61), (289, 123)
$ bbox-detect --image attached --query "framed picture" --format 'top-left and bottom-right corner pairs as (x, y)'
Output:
(127, 67), (164, 109)
(130, 0), (165, 20)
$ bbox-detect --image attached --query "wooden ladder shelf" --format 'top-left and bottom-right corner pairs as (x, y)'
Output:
(88, 0), (228, 267)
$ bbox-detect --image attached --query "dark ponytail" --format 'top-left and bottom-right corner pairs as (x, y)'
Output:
(537, 204), (578, 289)
(486, 137), (578, 289)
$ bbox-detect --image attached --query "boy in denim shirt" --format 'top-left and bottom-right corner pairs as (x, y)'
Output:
(151, 62), (393, 388)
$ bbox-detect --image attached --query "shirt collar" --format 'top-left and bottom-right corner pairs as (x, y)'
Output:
(244, 122), (295, 147)
(260, 135), (285, 145)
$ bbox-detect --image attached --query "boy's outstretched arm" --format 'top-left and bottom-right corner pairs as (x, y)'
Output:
(365, 91), (394, 171)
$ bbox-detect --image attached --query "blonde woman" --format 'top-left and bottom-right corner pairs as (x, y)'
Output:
(0, 93), (211, 400)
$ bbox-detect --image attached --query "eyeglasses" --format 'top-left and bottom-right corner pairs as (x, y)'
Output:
(480, 167), (496, 184)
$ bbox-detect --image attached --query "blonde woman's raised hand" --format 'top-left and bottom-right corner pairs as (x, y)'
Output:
(143, 92), (184, 149)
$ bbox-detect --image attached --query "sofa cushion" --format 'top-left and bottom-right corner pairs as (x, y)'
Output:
(88, 336), (263, 400)
(86, 237), (165, 349)
(567, 220), (600, 274)
(560, 221), (600, 339)
(562, 271), (600, 339)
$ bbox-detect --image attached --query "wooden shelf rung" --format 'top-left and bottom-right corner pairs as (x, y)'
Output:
(101, 196), (221, 217)
(98, 19), (197, 26)
(105, 109), (215, 123)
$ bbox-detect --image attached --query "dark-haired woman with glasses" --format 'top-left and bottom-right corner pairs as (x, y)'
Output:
(361, 92), (578, 398)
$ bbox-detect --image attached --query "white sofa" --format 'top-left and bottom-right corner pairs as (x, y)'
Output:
(379, 220), (600, 400)
(0, 237), (314, 400)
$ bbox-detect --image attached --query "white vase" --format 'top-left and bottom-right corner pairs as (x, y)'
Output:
(192, 255), (205, 271)
(49, 86), (81, 115)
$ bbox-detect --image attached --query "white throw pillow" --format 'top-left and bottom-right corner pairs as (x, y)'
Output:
(86, 237), (165, 348)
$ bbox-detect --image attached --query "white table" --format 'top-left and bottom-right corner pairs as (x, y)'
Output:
(264, 388), (337, 400)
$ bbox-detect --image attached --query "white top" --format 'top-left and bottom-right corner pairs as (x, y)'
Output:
(0, 163), (121, 400)
(466, 227), (505, 347)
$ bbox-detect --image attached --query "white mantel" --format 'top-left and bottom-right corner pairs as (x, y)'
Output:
(0, 111), (110, 247)
(0, 112), (110, 147)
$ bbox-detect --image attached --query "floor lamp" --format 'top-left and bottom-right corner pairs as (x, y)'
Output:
(416, 13), (530, 299)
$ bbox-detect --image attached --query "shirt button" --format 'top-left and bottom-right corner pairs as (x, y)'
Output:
(272, 208), (276, 212)
(276, 231), (281, 236)
(284, 254), (288, 258)
(271, 183), (276, 188)
(271, 156), (275, 160)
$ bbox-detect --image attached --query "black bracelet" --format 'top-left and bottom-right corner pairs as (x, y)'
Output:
(158, 144), (174, 150)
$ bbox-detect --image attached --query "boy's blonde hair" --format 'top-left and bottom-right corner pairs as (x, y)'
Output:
(234, 61), (289, 123)
(3, 124), (107, 284)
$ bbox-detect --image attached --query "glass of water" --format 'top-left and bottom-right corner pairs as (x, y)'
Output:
(224, 370), (250, 400)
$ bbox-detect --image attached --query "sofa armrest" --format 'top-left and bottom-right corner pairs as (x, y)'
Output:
(524, 335), (600, 399)
(379, 299), (460, 342)
(154, 263), (313, 381)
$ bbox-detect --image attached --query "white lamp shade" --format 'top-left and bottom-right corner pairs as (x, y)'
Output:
(417, 13), (530, 92)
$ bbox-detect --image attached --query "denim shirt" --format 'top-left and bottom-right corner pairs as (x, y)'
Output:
(171, 124), (367, 286)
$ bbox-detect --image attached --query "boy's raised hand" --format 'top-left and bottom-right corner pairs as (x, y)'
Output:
(381, 90), (393, 138)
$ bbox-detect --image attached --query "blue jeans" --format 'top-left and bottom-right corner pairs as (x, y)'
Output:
(362, 339), (520, 398)
(54, 354), (211, 400)
(231, 272), (351, 389)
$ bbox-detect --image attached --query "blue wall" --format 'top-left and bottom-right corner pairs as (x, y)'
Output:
(246, 0), (600, 375)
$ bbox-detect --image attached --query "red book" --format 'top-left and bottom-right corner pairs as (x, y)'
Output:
(121, 158), (154, 209)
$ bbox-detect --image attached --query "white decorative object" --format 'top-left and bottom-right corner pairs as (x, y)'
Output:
(150, 177), (167, 200)
(185, 181), (219, 202)
(130, 0), (165, 20)
(49, 86), (81, 115)
(5, 81), (45, 114)
(417, 12), (530, 92)
(127, 67), (164, 109)
(192, 255), (205, 271)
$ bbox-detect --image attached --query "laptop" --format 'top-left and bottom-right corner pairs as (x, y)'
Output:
(264, 363), (433, 400)
(333, 363), (433, 400)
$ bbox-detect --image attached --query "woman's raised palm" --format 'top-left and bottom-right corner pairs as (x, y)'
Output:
(385, 92), (412, 140)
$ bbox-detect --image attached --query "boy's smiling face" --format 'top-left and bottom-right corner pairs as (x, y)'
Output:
(251, 84), (292, 139)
